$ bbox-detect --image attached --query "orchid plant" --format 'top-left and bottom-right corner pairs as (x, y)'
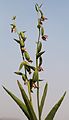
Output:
(3, 3), (66, 120)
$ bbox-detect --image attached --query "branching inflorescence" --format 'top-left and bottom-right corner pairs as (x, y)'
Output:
(3, 3), (66, 120)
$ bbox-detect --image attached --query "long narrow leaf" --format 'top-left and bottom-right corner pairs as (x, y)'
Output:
(3, 86), (31, 120)
(17, 80), (38, 120)
(14, 38), (20, 44)
(36, 51), (45, 59)
(45, 91), (66, 120)
(39, 82), (48, 117)
(19, 62), (24, 71)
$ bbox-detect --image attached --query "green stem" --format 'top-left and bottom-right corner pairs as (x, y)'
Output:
(38, 28), (40, 42)
(18, 29), (32, 106)
(36, 28), (40, 120)
(24, 67), (32, 105)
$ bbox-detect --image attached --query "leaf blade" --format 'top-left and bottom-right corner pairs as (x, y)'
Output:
(17, 80), (38, 120)
(39, 82), (48, 117)
(14, 38), (20, 44)
(19, 62), (24, 71)
(45, 91), (66, 120)
(37, 41), (42, 53)
(3, 86), (31, 120)
(36, 51), (45, 59)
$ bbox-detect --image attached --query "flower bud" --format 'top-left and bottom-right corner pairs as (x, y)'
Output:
(24, 51), (33, 62)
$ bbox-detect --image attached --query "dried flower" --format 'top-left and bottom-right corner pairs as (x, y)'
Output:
(11, 24), (16, 33)
(38, 66), (44, 72)
(12, 16), (16, 20)
(32, 83), (38, 88)
(41, 15), (48, 21)
(42, 35), (48, 41)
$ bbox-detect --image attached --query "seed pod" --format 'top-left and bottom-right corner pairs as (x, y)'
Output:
(23, 61), (29, 66)
(19, 61), (24, 71)
(41, 27), (44, 36)
(37, 41), (42, 53)
(32, 68), (39, 82)
(39, 56), (42, 67)
(24, 51), (33, 62)
(22, 74), (28, 84)
(20, 39), (25, 47)
(19, 31), (26, 40)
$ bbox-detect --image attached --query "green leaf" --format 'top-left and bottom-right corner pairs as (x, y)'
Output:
(39, 56), (42, 67)
(39, 9), (43, 16)
(14, 38), (20, 44)
(27, 81), (32, 103)
(19, 62), (24, 71)
(41, 27), (44, 36)
(36, 51), (45, 59)
(14, 71), (22, 75)
(19, 61), (35, 72)
(28, 65), (35, 71)
(3, 86), (31, 120)
(22, 74), (27, 82)
(39, 83), (48, 117)
(14, 72), (27, 82)
(23, 61), (35, 71)
(35, 4), (38, 12)
(25, 66), (32, 74)
(35, 3), (42, 12)
(30, 79), (43, 82)
(37, 41), (42, 53)
(17, 80), (38, 120)
(45, 91), (66, 120)
(32, 68), (39, 82)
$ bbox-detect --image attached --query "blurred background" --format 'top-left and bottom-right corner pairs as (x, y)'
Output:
(0, 0), (69, 120)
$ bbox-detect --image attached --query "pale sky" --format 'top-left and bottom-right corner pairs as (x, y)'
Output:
(0, 0), (69, 120)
